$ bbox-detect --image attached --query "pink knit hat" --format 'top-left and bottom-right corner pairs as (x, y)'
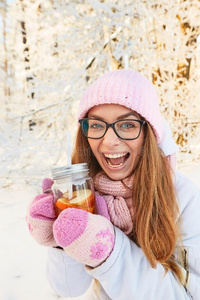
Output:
(78, 69), (163, 143)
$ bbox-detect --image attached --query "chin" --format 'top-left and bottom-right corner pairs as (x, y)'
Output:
(101, 168), (133, 181)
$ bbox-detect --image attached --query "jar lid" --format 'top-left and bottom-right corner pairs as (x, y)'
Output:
(52, 163), (89, 180)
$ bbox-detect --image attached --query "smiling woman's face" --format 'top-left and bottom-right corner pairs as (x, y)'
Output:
(87, 104), (145, 180)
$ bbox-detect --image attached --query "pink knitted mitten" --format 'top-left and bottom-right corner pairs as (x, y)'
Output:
(26, 178), (57, 247)
(53, 208), (115, 267)
(95, 193), (110, 221)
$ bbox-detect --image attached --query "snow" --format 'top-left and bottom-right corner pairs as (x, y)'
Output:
(0, 184), (84, 300)
(0, 165), (200, 300)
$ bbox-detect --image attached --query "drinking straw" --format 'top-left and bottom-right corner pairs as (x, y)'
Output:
(67, 130), (73, 199)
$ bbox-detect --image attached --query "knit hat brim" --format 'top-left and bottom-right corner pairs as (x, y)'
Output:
(78, 69), (163, 143)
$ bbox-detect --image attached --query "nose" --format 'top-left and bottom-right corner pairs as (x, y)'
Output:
(102, 127), (121, 147)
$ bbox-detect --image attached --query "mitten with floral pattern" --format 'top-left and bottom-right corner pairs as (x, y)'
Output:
(53, 208), (115, 267)
(26, 178), (57, 247)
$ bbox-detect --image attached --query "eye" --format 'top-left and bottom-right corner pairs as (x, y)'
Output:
(120, 121), (136, 129)
(90, 123), (103, 129)
(116, 120), (140, 132)
(89, 120), (105, 130)
(122, 122), (134, 128)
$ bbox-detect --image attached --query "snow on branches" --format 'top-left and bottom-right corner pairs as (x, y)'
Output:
(0, 0), (200, 187)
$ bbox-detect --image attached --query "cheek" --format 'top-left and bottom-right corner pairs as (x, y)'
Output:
(88, 139), (99, 156)
(129, 136), (144, 157)
(137, 131), (145, 151)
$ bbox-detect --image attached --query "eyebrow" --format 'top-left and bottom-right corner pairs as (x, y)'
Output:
(117, 112), (139, 119)
(88, 112), (139, 120)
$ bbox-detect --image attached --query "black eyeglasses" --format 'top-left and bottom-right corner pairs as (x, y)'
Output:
(79, 118), (146, 140)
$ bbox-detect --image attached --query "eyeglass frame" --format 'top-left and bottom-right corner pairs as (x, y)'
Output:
(79, 118), (146, 140)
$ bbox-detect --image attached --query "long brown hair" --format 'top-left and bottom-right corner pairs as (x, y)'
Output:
(72, 124), (183, 281)
(133, 123), (182, 280)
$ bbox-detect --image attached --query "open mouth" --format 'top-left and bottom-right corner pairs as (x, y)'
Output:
(104, 152), (130, 168)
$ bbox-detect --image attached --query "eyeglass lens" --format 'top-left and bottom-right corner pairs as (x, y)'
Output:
(81, 119), (142, 140)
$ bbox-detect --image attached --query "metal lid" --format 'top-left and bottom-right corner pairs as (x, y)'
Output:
(52, 163), (89, 180)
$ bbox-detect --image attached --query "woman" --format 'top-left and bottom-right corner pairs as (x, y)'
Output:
(27, 69), (200, 299)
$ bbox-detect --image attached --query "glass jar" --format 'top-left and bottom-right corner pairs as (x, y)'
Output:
(52, 163), (95, 216)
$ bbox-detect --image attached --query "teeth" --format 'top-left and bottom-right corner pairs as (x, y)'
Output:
(104, 153), (127, 159)
(107, 161), (124, 168)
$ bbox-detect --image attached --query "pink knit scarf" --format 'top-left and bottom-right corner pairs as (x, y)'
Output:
(93, 171), (134, 234)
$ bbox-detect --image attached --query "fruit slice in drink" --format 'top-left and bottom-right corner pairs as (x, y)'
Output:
(55, 189), (95, 215)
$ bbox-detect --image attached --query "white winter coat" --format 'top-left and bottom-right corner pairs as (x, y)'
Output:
(46, 120), (200, 299)
(46, 171), (200, 300)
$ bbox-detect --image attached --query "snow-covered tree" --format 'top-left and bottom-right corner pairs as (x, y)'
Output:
(0, 0), (200, 187)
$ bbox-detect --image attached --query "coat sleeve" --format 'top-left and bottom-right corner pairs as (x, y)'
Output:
(174, 172), (200, 299)
(86, 172), (200, 300)
(46, 247), (93, 297)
